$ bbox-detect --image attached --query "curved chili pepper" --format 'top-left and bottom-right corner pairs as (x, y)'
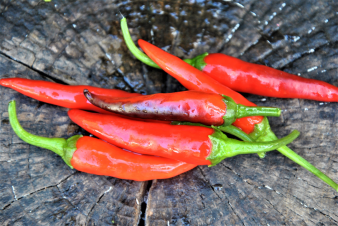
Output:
(136, 39), (338, 191)
(0, 78), (170, 124)
(185, 53), (338, 102)
(8, 100), (196, 181)
(84, 89), (281, 126)
(121, 17), (338, 102)
(68, 109), (299, 166)
(121, 18), (265, 154)
(137, 39), (264, 133)
(0, 78), (140, 113)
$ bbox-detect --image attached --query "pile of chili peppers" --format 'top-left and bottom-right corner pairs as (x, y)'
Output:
(1, 17), (337, 193)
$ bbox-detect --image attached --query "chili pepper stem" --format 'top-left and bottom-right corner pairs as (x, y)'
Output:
(217, 124), (265, 158)
(278, 145), (338, 192)
(221, 124), (266, 159)
(120, 18), (161, 69)
(8, 100), (81, 168)
(178, 121), (338, 192)
(236, 104), (281, 118)
(218, 124), (255, 142)
(224, 119), (338, 191)
(254, 117), (338, 192)
(206, 129), (299, 166)
(170, 121), (299, 166)
(121, 17), (207, 70)
(121, 18), (338, 191)
(211, 129), (299, 156)
(222, 95), (281, 126)
(183, 53), (209, 70)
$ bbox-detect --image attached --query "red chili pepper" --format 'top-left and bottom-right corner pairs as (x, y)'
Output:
(0, 78), (140, 113)
(137, 39), (263, 134)
(0, 78), (170, 124)
(84, 89), (281, 126)
(68, 109), (299, 166)
(136, 39), (338, 191)
(8, 100), (196, 181)
(121, 17), (338, 102)
(185, 53), (338, 102)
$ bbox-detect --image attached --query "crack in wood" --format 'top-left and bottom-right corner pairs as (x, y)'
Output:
(2, 172), (77, 212)
(85, 187), (110, 219)
(226, 200), (246, 226)
(220, 162), (242, 179)
(138, 180), (152, 226)
(264, 197), (286, 219)
(26, 153), (32, 180)
(56, 185), (78, 210)
(10, 172), (76, 202)
(291, 194), (338, 224)
(198, 194), (206, 209)
(2, 202), (13, 211)
(197, 166), (246, 226)
(296, 176), (322, 189)
(285, 205), (314, 225)
(0, 51), (68, 85)
(262, 184), (284, 197)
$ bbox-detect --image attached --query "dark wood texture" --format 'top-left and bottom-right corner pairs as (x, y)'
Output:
(0, 0), (337, 225)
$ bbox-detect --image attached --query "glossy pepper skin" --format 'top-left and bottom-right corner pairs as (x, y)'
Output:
(186, 53), (338, 102)
(68, 109), (299, 166)
(84, 89), (281, 126)
(0, 78), (170, 124)
(137, 39), (263, 134)
(8, 100), (196, 181)
(136, 39), (338, 191)
(121, 18), (338, 102)
(121, 18), (263, 134)
(0, 78), (140, 113)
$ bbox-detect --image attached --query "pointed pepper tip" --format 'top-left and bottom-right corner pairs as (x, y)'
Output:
(0, 78), (11, 87)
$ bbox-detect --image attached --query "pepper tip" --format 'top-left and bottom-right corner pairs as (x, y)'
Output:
(8, 100), (16, 107)
(83, 89), (93, 101)
(0, 78), (10, 87)
(117, 10), (125, 20)
(137, 39), (146, 46)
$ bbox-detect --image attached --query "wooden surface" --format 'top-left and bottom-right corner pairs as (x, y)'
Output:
(0, 0), (337, 225)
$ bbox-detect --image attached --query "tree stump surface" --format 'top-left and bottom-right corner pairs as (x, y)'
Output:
(0, 0), (337, 225)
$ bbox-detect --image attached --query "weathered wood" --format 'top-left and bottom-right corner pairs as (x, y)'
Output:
(0, 0), (337, 225)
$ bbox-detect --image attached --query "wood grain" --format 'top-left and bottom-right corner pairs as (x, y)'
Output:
(0, 0), (337, 225)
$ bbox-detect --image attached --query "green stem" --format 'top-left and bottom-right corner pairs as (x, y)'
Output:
(177, 121), (338, 191)
(278, 145), (338, 192)
(222, 95), (281, 126)
(218, 124), (255, 142)
(121, 17), (210, 70)
(183, 53), (208, 70)
(8, 100), (81, 168)
(256, 123), (338, 192)
(207, 129), (299, 166)
(120, 16), (338, 191)
(237, 104), (281, 118)
(120, 17), (161, 69)
(173, 122), (264, 158)
(217, 124), (266, 159)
